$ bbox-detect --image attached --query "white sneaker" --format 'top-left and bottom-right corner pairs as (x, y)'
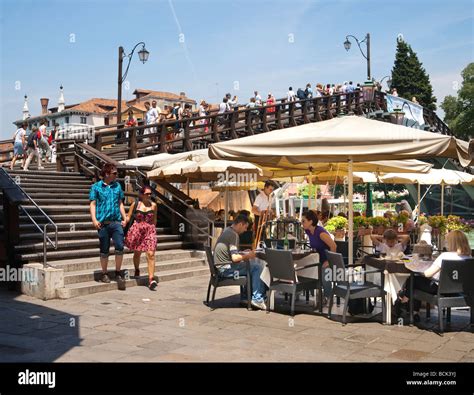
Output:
(251, 300), (267, 310)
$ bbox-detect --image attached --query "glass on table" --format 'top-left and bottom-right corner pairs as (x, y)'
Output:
(271, 240), (278, 249)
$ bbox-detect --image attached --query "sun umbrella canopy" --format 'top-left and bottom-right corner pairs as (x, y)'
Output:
(380, 168), (474, 185)
(147, 158), (263, 182)
(208, 116), (472, 167)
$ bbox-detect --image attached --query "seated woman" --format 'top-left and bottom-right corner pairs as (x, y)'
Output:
(371, 229), (410, 257)
(301, 210), (337, 298)
(401, 230), (472, 321)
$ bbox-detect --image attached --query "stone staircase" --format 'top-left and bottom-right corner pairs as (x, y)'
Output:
(3, 163), (209, 298)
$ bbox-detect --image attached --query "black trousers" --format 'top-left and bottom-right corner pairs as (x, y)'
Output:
(404, 276), (438, 311)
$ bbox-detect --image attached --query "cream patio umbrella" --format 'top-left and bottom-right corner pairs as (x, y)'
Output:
(208, 116), (472, 265)
(147, 157), (263, 227)
(380, 168), (474, 216)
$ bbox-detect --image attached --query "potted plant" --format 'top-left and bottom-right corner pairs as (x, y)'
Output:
(428, 215), (447, 237)
(354, 216), (371, 236)
(446, 215), (471, 233)
(368, 216), (389, 235)
(393, 212), (409, 233)
(325, 216), (348, 241)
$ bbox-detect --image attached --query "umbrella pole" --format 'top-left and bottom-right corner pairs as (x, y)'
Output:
(348, 159), (354, 266)
(224, 173), (228, 228)
(186, 178), (190, 196)
(441, 182), (444, 216)
(417, 182), (421, 218)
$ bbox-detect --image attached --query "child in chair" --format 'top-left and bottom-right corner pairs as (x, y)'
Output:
(370, 229), (410, 258)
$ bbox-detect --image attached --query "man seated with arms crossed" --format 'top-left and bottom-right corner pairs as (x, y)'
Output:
(213, 214), (267, 310)
(370, 229), (410, 257)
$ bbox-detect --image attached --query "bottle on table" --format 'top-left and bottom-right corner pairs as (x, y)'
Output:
(283, 234), (289, 250)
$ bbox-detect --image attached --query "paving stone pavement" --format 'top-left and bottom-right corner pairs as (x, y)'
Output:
(0, 275), (472, 362)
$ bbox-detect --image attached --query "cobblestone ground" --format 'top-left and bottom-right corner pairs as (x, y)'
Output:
(0, 275), (473, 362)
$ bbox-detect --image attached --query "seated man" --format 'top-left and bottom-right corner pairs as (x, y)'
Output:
(213, 214), (267, 310)
(370, 229), (410, 257)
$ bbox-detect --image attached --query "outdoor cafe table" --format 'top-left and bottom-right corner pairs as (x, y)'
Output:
(256, 250), (320, 310)
(362, 255), (433, 325)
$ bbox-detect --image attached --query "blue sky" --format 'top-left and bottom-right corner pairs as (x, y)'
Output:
(1, 0), (473, 139)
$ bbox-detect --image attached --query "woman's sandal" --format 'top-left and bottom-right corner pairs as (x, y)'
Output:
(134, 269), (140, 278)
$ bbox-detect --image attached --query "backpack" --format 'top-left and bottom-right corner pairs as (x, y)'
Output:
(27, 130), (39, 148)
(296, 88), (306, 100)
(348, 298), (374, 315)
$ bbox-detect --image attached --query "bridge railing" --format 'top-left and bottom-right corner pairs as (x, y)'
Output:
(56, 91), (369, 164)
(1, 91), (453, 168)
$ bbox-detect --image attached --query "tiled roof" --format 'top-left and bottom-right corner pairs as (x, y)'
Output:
(129, 89), (196, 104)
(68, 98), (127, 114)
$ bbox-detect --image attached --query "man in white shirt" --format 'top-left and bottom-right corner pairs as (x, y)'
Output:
(287, 87), (296, 102)
(251, 180), (275, 235)
(254, 91), (262, 106)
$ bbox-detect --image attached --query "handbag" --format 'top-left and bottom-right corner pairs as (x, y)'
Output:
(124, 199), (139, 236)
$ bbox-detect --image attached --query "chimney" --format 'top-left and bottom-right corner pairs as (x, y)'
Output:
(40, 98), (49, 115)
(179, 92), (186, 98)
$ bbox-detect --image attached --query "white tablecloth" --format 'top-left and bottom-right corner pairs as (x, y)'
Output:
(259, 253), (320, 287)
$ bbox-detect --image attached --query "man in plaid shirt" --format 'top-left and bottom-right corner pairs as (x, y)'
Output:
(89, 164), (128, 289)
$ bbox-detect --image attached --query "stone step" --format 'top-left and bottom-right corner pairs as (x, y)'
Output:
(19, 213), (95, 222)
(19, 228), (178, 241)
(6, 169), (82, 177)
(48, 249), (199, 271)
(58, 266), (209, 299)
(24, 198), (91, 205)
(15, 234), (183, 252)
(25, 192), (90, 199)
(20, 205), (93, 213)
(19, 222), (171, 233)
(63, 257), (207, 285)
(7, 172), (88, 181)
(14, 181), (92, 189)
(18, 241), (194, 263)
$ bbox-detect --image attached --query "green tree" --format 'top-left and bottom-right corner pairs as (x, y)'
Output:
(441, 63), (474, 140)
(391, 38), (437, 111)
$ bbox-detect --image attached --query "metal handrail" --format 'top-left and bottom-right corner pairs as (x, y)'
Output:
(133, 180), (214, 246)
(0, 168), (58, 267)
(71, 143), (215, 245)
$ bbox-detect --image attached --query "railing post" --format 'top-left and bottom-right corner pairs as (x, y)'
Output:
(355, 91), (363, 115)
(160, 124), (167, 153)
(211, 115), (220, 142)
(261, 107), (269, 133)
(229, 109), (239, 139)
(302, 100), (309, 123)
(336, 94), (342, 115)
(95, 133), (102, 151)
(314, 98), (322, 122)
(129, 127), (137, 159)
(326, 96), (333, 119)
(289, 102), (297, 126)
(245, 111), (254, 136)
(73, 145), (80, 173)
(275, 103), (283, 129)
(184, 120), (192, 151)
(56, 142), (64, 172)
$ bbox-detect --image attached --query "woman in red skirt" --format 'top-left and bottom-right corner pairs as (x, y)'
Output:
(125, 186), (158, 290)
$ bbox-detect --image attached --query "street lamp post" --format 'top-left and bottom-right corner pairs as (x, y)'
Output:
(117, 42), (149, 125)
(343, 33), (371, 81)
